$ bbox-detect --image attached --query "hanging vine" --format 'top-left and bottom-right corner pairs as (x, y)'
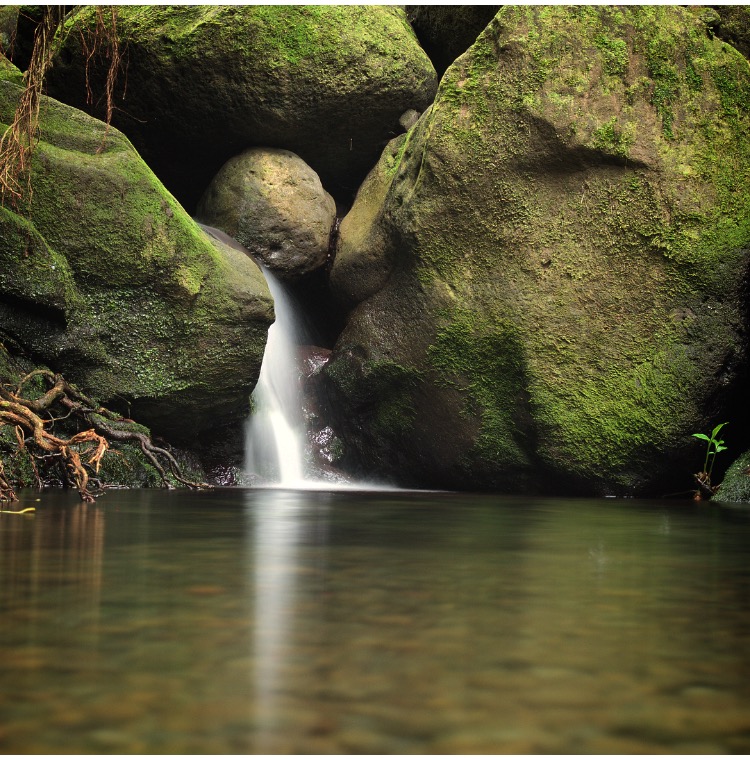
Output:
(0, 5), (122, 207)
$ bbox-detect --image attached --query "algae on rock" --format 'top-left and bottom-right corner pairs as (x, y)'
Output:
(326, 6), (750, 495)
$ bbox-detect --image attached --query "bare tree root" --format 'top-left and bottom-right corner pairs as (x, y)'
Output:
(692, 471), (719, 502)
(0, 458), (16, 502)
(0, 370), (210, 502)
(78, 5), (123, 153)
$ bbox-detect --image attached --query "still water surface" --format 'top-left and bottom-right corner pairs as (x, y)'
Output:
(1, 488), (749, 753)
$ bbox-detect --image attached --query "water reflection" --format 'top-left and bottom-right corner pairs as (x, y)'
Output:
(0, 499), (106, 651)
(0, 491), (750, 752)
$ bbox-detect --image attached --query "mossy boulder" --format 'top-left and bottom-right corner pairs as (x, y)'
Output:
(329, 135), (405, 309)
(42, 5), (438, 211)
(0, 77), (273, 444)
(716, 450), (750, 502)
(0, 45), (21, 86)
(324, 6), (750, 495)
(197, 148), (336, 282)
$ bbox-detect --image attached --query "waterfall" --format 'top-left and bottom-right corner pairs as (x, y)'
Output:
(199, 223), (385, 491)
(244, 268), (308, 487)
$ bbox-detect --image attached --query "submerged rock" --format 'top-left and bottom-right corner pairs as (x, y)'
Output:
(42, 5), (438, 210)
(197, 148), (336, 282)
(0, 73), (273, 444)
(324, 6), (750, 495)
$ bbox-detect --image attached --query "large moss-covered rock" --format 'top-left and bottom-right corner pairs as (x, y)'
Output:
(325, 6), (750, 495)
(197, 148), (336, 282)
(0, 76), (273, 443)
(42, 5), (438, 210)
(329, 135), (404, 309)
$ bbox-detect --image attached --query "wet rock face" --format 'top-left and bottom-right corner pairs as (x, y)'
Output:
(324, 6), (750, 495)
(297, 345), (347, 481)
(43, 5), (438, 210)
(197, 148), (336, 282)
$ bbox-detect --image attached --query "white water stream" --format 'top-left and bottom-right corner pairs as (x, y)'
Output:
(244, 268), (308, 487)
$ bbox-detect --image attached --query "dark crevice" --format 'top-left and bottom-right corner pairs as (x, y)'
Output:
(0, 293), (67, 329)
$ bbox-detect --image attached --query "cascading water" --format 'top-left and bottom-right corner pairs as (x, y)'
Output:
(244, 268), (308, 487)
(199, 223), (380, 490)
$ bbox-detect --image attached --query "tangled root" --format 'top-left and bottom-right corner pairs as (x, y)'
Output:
(0, 369), (209, 502)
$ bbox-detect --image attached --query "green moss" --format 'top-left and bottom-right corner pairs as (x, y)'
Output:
(594, 33), (629, 77)
(428, 308), (531, 469)
(0, 74), (272, 440)
(0, 204), (81, 312)
(591, 117), (635, 158)
(0, 52), (22, 85)
(715, 450), (750, 503)
(326, 354), (420, 435)
(367, 360), (421, 439)
(97, 5), (424, 78)
(645, 39), (680, 139)
(346, 5), (750, 492)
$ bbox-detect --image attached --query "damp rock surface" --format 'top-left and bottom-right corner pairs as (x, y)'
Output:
(0, 73), (273, 444)
(43, 5), (438, 210)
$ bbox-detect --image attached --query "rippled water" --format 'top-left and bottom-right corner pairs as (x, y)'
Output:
(1, 488), (749, 753)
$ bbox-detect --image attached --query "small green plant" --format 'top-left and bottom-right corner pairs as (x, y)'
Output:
(691, 422), (728, 499)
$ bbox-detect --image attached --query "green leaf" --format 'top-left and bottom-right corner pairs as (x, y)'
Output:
(715, 444), (727, 453)
(692, 433), (711, 442)
(711, 422), (727, 438)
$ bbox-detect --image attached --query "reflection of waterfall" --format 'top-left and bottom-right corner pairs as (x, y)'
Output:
(250, 490), (330, 752)
(252, 492), (300, 745)
(245, 268), (307, 487)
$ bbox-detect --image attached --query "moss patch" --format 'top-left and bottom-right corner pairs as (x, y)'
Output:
(428, 307), (531, 470)
(715, 450), (750, 503)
